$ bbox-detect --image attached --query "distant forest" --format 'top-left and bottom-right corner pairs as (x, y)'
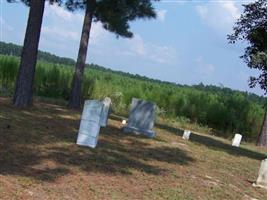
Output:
(0, 41), (76, 66)
(0, 42), (266, 140)
(0, 41), (265, 104)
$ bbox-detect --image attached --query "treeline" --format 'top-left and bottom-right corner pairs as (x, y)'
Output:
(0, 41), (75, 66)
(0, 55), (265, 140)
(0, 42), (266, 105)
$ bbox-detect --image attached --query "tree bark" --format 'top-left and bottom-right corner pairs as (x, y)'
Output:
(68, 3), (94, 109)
(257, 108), (267, 146)
(13, 0), (45, 107)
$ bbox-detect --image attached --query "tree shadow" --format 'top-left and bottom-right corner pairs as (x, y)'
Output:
(156, 122), (267, 160)
(47, 125), (194, 175)
(0, 101), (194, 183)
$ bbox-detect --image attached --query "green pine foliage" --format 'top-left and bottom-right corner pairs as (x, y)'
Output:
(0, 54), (265, 140)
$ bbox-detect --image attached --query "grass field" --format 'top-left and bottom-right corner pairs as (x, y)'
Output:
(1, 97), (267, 200)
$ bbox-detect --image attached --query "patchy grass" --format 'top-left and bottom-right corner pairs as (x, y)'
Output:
(1, 97), (267, 200)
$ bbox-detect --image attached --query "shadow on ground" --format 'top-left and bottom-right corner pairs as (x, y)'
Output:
(156, 123), (267, 160)
(0, 99), (194, 182)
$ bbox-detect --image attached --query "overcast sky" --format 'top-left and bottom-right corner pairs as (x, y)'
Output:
(0, 0), (264, 96)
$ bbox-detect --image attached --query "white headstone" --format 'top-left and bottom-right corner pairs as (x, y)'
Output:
(253, 159), (267, 189)
(99, 97), (111, 127)
(182, 130), (191, 140)
(122, 120), (127, 125)
(76, 100), (103, 148)
(232, 133), (242, 147)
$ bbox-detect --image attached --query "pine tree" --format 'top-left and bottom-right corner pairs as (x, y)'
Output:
(8, 0), (62, 107)
(66, 0), (158, 109)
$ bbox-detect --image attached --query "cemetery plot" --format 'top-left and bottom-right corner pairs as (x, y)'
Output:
(1, 97), (267, 200)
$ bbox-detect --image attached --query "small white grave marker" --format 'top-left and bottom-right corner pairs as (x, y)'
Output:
(99, 97), (111, 127)
(232, 133), (242, 147)
(182, 130), (191, 140)
(253, 158), (267, 189)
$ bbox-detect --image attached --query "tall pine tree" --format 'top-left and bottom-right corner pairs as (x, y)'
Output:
(8, 0), (62, 107)
(66, 0), (158, 109)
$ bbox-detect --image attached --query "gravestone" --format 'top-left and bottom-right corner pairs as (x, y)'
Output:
(232, 133), (242, 147)
(253, 158), (267, 189)
(183, 130), (191, 140)
(99, 97), (111, 127)
(76, 100), (103, 148)
(123, 98), (156, 138)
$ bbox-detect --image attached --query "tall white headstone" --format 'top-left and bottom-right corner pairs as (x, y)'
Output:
(76, 100), (103, 148)
(183, 130), (191, 140)
(99, 97), (111, 127)
(253, 159), (267, 189)
(232, 133), (242, 147)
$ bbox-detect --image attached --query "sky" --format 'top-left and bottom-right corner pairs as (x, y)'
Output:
(0, 0), (264, 96)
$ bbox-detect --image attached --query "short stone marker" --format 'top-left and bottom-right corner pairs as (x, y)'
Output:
(183, 130), (191, 140)
(99, 97), (111, 127)
(122, 120), (127, 125)
(253, 158), (267, 189)
(232, 133), (242, 147)
(76, 100), (103, 148)
(123, 98), (156, 138)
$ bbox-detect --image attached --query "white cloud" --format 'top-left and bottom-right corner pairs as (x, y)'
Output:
(196, 56), (215, 76)
(41, 3), (177, 65)
(44, 3), (82, 22)
(196, 6), (208, 19)
(156, 9), (167, 22)
(129, 35), (146, 56)
(42, 3), (107, 45)
(220, 1), (240, 20)
(0, 17), (14, 32)
(196, 0), (241, 31)
(42, 26), (80, 41)
(127, 34), (177, 64)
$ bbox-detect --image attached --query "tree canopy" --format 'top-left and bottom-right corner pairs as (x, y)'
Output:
(7, 0), (62, 6)
(228, 0), (267, 92)
(228, 0), (267, 146)
(65, 0), (158, 38)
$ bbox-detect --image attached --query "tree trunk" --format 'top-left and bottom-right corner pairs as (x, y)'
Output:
(13, 0), (45, 107)
(68, 3), (93, 109)
(257, 108), (267, 146)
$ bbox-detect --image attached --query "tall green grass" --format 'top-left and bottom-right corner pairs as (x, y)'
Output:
(0, 55), (265, 140)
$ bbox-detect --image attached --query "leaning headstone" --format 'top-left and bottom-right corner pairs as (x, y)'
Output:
(99, 97), (111, 127)
(183, 130), (191, 140)
(123, 98), (156, 138)
(253, 159), (267, 189)
(232, 133), (242, 147)
(76, 100), (103, 148)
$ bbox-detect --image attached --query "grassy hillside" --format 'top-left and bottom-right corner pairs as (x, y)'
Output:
(0, 97), (267, 199)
